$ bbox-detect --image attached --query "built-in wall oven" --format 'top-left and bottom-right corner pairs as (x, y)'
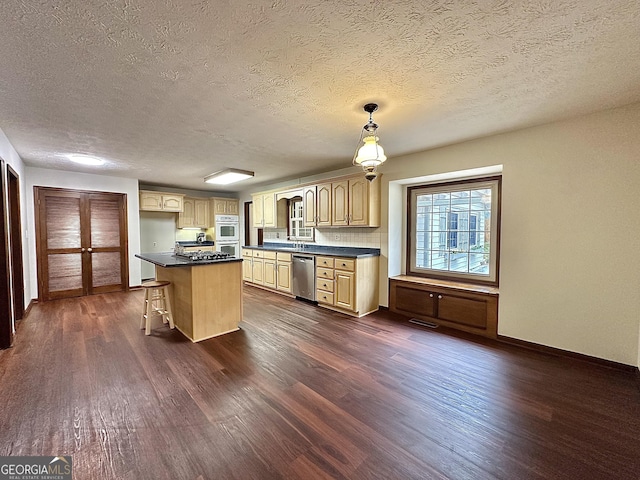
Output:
(215, 215), (239, 242)
(214, 215), (240, 257)
(216, 241), (240, 258)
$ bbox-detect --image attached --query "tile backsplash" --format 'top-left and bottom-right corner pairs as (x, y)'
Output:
(263, 227), (381, 248)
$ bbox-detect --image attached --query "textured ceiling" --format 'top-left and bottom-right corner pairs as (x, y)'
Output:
(1, 0), (639, 191)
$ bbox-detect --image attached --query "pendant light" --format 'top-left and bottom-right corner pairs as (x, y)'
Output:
(352, 103), (386, 181)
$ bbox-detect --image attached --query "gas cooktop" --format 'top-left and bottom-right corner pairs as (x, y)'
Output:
(174, 250), (232, 261)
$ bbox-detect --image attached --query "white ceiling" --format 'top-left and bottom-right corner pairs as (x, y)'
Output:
(1, 1), (639, 191)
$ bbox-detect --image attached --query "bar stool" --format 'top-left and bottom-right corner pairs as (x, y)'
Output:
(140, 280), (175, 335)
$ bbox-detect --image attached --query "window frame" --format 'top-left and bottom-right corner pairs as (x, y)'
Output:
(406, 176), (501, 286)
(288, 199), (314, 241)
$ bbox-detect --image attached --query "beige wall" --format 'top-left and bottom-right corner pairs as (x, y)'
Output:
(380, 103), (640, 366)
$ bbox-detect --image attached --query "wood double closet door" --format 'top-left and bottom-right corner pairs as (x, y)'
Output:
(35, 187), (129, 301)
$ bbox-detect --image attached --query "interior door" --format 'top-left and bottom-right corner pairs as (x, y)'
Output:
(35, 187), (128, 301)
(8, 166), (24, 320)
(0, 160), (12, 348)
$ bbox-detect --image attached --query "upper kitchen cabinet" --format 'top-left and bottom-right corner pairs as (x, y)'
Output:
(303, 186), (317, 227)
(253, 192), (286, 228)
(139, 190), (184, 212)
(212, 197), (239, 216)
(177, 197), (209, 228)
(331, 176), (380, 227)
(302, 175), (380, 227)
(315, 183), (333, 227)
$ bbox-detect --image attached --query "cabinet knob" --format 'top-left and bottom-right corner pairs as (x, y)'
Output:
(438, 295), (443, 299)
(429, 293), (433, 298)
(87, 247), (93, 253)
(81, 247), (86, 253)
(342, 263), (346, 267)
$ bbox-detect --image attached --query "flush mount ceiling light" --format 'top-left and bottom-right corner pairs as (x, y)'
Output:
(352, 103), (387, 182)
(67, 154), (105, 166)
(204, 168), (254, 185)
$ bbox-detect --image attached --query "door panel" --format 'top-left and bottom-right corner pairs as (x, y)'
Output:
(91, 251), (122, 288)
(48, 253), (83, 293)
(46, 196), (82, 249)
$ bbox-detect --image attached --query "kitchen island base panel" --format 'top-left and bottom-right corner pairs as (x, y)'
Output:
(173, 325), (239, 343)
(155, 261), (243, 342)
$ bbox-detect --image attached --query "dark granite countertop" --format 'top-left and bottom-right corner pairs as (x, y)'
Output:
(136, 252), (242, 267)
(243, 243), (380, 258)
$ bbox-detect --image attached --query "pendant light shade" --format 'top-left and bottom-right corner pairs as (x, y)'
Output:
(353, 103), (386, 181)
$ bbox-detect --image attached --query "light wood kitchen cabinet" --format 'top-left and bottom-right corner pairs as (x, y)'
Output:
(389, 276), (499, 339)
(316, 255), (378, 317)
(253, 192), (287, 228)
(276, 252), (292, 293)
(331, 177), (379, 226)
(316, 183), (332, 226)
(178, 197), (209, 228)
(303, 186), (317, 227)
(252, 252), (264, 285)
(242, 249), (254, 281)
(139, 190), (184, 212)
(263, 251), (277, 289)
(212, 197), (239, 216)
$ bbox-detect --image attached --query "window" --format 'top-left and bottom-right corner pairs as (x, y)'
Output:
(289, 200), (313, 240)
(408, 177), (501, 285)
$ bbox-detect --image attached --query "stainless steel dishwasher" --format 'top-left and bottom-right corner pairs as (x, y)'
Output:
(292, 254), (316, 301)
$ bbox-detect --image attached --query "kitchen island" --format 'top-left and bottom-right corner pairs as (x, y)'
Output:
(135, 252), (243, 342)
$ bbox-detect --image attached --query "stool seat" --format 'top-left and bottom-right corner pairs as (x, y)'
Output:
(142, 280), (171, 288)
(140, 280), (175, 335)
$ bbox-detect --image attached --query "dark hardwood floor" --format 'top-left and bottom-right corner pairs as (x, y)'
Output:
(1, 286), (639, 479)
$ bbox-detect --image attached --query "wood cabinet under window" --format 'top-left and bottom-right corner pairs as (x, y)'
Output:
(178, 197), (210, 228)
(139, 190), (184, 212)
(389, 276), (498, 339)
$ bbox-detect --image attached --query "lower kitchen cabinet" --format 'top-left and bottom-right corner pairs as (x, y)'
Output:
(242, 249), (253, 281)
(316, 255), (378, 317)
(389, 276), (499, 339)
(251, 250), (264, 285)
(276, 252), (292, 293)
(263, 251), (277, 289)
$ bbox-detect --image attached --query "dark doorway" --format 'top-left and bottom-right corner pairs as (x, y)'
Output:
(0, 160), (12, 348)
(8, 166), (24, 321)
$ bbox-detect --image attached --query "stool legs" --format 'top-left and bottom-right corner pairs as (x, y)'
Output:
(140, 283), (175, 335)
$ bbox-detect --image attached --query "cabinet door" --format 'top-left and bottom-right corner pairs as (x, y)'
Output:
(437, 293), (488, 329)
(178, 198), (195, 228)
(262, 192), (276, 227)
(226, 199), (239, 215)
(139, 191), (163, 211)
(332, 180), (349, 226)
(348, 178), (369, 226)
(242, 258), (253, 281)
(303, 186), (317, 227)
(252, 258), (264, 285)
(263, 260), (277, 289)
(194, 199), (209, 228)
(212, 198), (227, 215)
(334, 270), (355, 311)
(276, 261), (292, 293)
(316, 183), (332, 226)
(390, 284), (437, 318)
(252, 194), (264, 227)
(162, 194), (183, 212)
